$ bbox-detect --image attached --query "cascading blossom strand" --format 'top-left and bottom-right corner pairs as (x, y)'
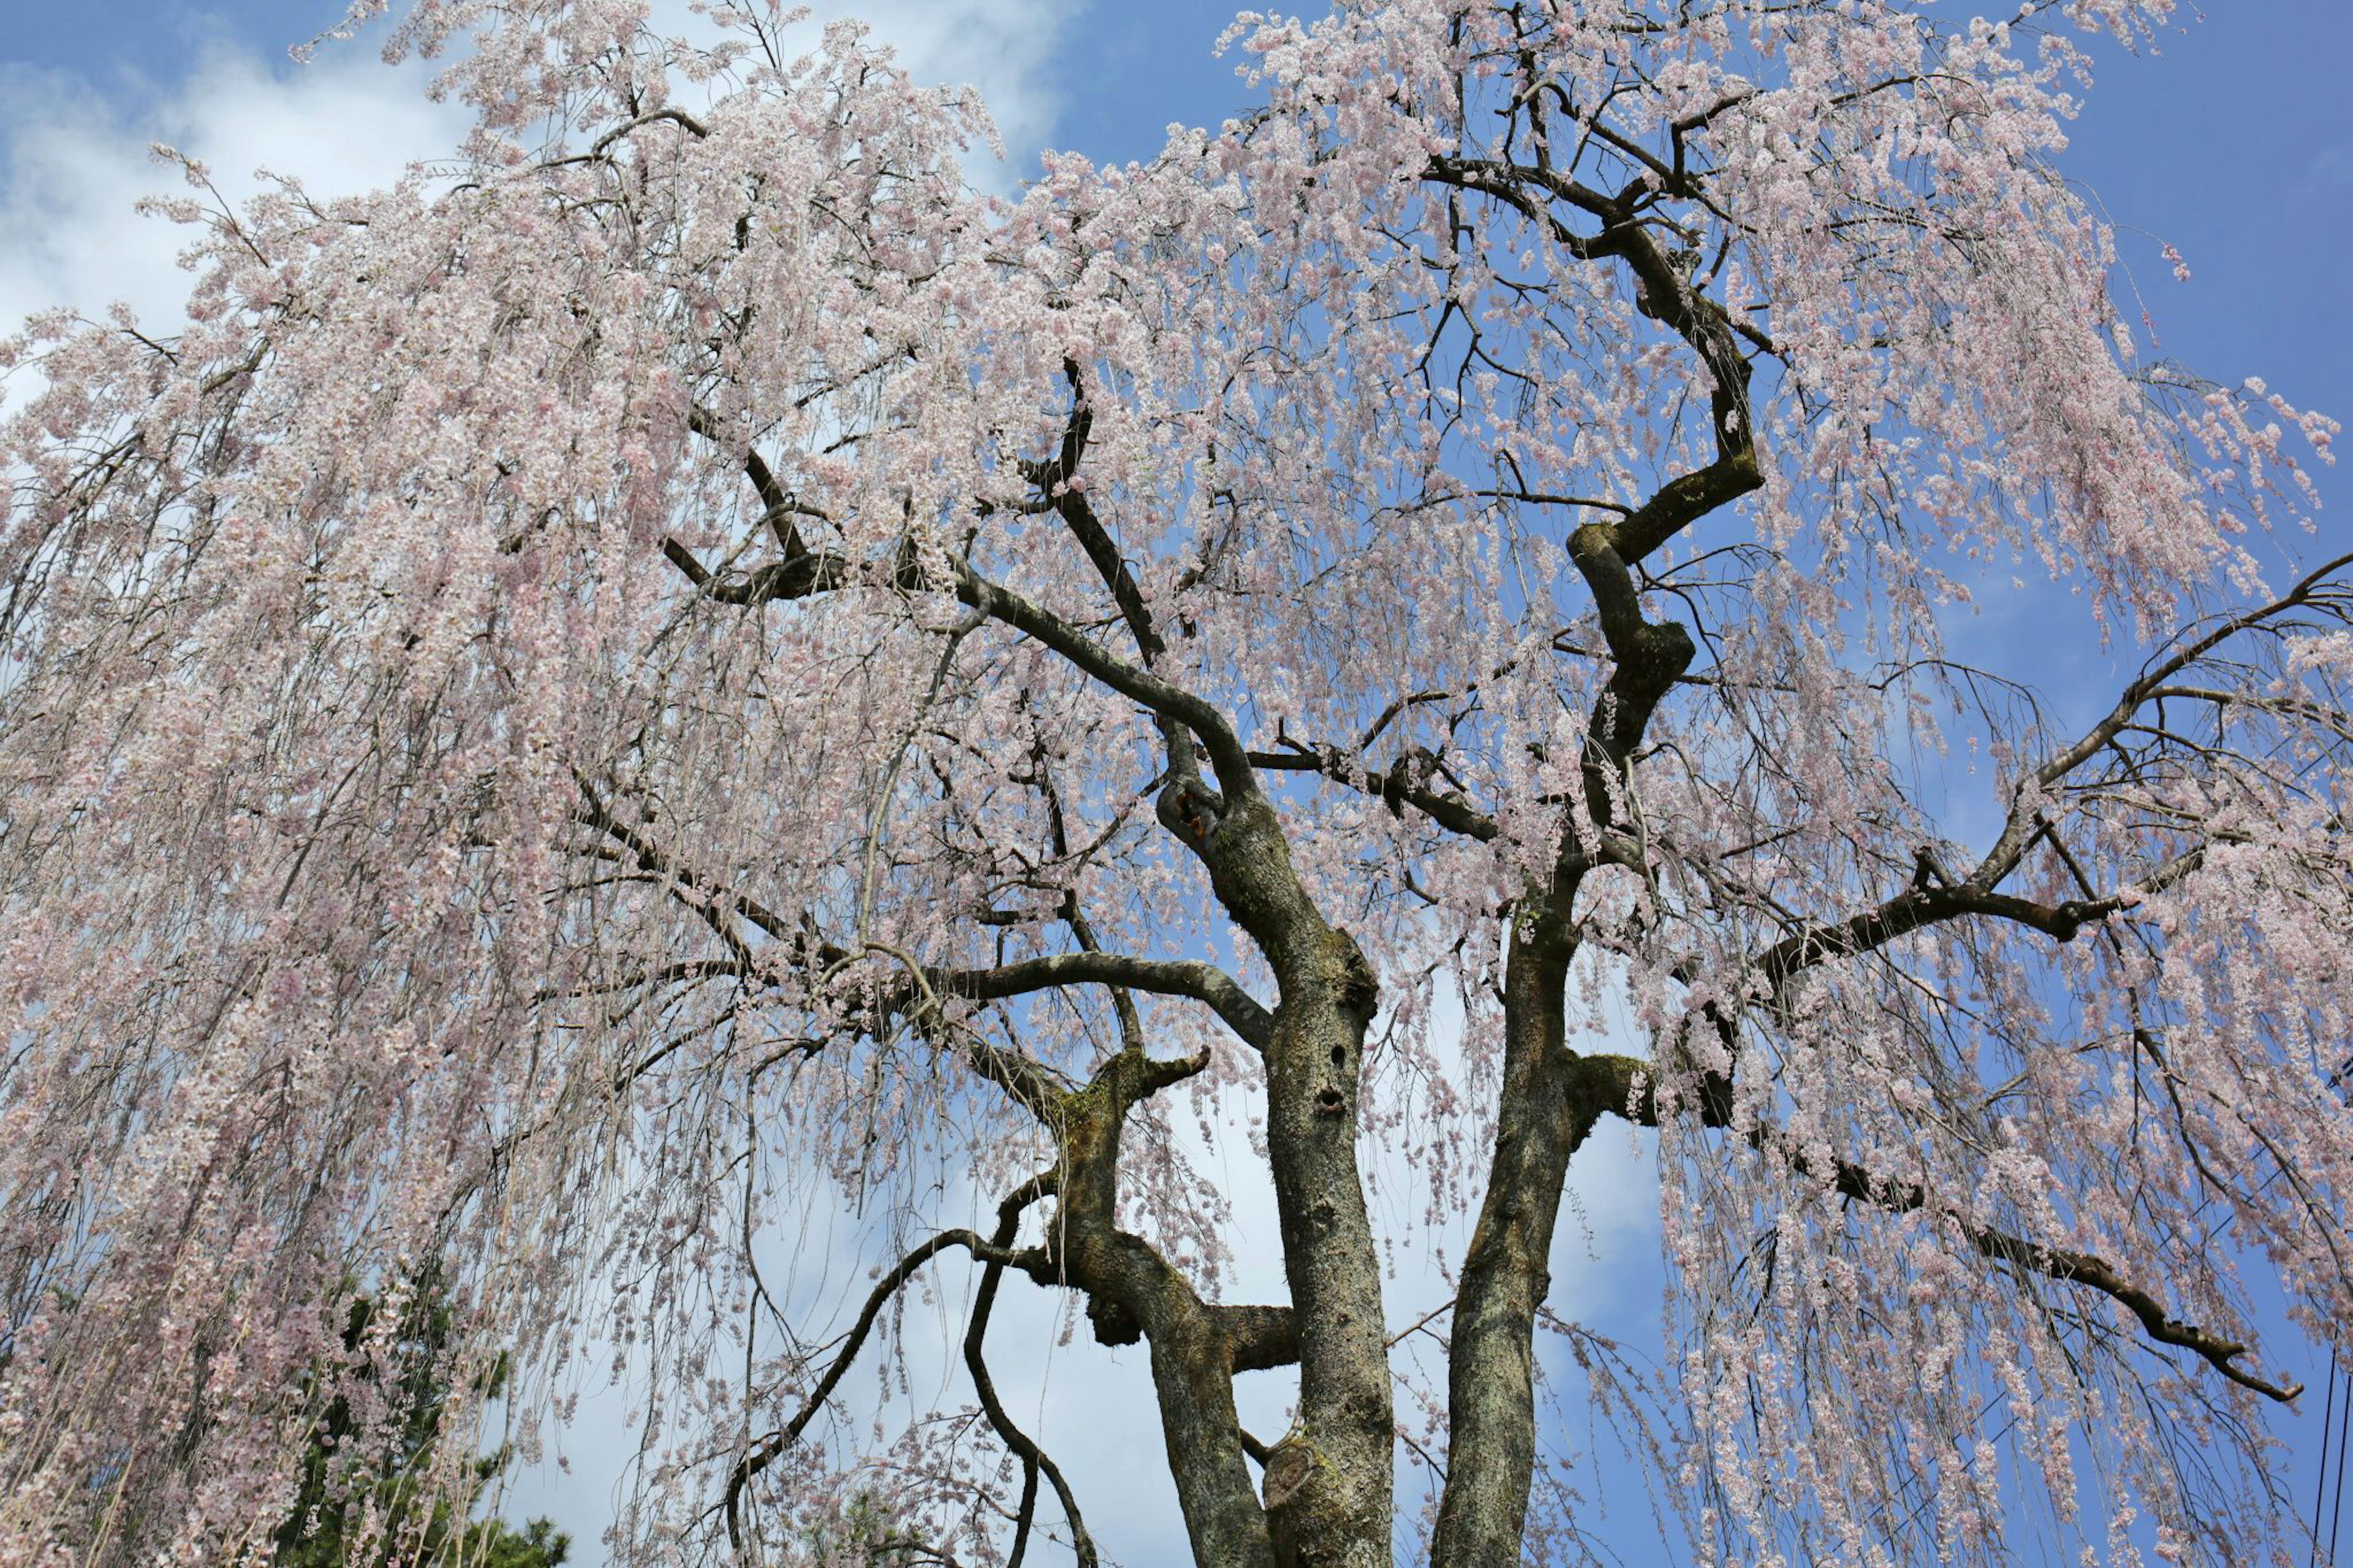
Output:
(0, 2), (2344, 1566)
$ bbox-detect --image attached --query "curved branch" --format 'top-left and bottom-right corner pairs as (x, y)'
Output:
(2040, 550), (2353, 793)
(1961, 550), (2353, 885)
(657, 526), (1260, 804)
(1746, 847), (2202, 995)
(1248, 741), (1501, 842)
(949, 564), (1257, 801)
(587, 105), (711, 156)
(687, 406), (830, 556)
(1572, 1058), (2302, 1402)
(1821, 1157), (2303, 1404)
(571, 771), (792, 946)
(1021, 362), (1164, 670)
(966, 1180), (1097, 1568)
(724, 1227), (1044, 1549)
(939, 951), (1275, 1053)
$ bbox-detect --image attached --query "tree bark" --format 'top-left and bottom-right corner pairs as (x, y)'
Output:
(1428, 910), (1585, 1567)
(1048, 1053), (1280, 1568)
(1181, 789), (1394, 1567)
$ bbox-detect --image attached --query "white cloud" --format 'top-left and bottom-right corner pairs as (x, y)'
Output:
(797, 0), (1080, 167)
(0, 47), (466, 340)
(0, 0), (1078, 349)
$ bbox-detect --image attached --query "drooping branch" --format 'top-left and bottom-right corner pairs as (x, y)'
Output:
(964, 1178), (1098, 1568)
(1423, 156), (1616, 260)
(657, 532), (852, 603)
(1821, 1157), (2303, 1404)
(570, 771), (793, 948)
(723, 1225), (1046, 1550)
(577, 756), (1272, 1060)
(1569, 1055), (2302, 1402)
(586, 105), (711, 156)
(1963, 549), (2353, 886)
(657, 521), (1261, 805)
(686, 407), (833, 557)
(952, 565), (1266, 814)
(673, 373), (1268, 813)
(2061, 550), (2353, 778)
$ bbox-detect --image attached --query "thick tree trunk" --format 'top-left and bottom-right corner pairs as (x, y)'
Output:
(1184, 790), (1394, 1567)
(1259, 942), (1389, 1567)
(1050, 1052), (1279, 1567)
(1428, 472), (1709, 1563)
(1143, 1266), (1283, 1568)
(1428, 911), (1587, 1568)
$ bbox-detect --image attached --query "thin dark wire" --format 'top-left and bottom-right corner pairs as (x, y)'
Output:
(2331, 1355), (2352, 1568)
(2319, 1352), (2340, 1568)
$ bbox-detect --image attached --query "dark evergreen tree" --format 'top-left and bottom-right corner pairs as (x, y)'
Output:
(270, 1284), (567, 1568)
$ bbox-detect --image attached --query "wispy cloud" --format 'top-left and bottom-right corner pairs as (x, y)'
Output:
(0, 46), (464, 338)
(2298, 145), (2353, 200)
(0, 0), (1080, 346)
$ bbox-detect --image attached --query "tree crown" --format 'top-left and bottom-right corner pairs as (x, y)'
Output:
(0, 1), (2343, 1564)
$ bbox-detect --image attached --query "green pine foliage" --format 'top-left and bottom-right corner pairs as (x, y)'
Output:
(268, 1282), (567, 1568)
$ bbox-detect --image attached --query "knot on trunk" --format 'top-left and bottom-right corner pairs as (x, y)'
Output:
(1611, 618), (1696, 716)
(1155, 777), (1227, 846)
(1084, 1290), (1142, 1347)
(1260, 1437), (1322, 1568)
(1333, 928), (1379, 1029)
(1261, 1432), (1380, 1568)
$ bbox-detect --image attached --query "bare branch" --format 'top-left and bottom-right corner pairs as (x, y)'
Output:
(724, 1225), (1047, 1550)
(965, 1178), (1098, 1568)
(1819, 1158), (2303, 1404)
(938, 952), (1275, 1053)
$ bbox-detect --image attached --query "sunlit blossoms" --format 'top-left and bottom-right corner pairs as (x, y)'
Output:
(0, 1), (2344, 1566)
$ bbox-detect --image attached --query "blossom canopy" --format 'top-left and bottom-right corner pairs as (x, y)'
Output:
(0, 1), (2346, 1565)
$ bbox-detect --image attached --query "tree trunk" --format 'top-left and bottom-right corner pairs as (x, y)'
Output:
(1187, 790), (1395, 1567)
(1428, 911), (1587, 1568)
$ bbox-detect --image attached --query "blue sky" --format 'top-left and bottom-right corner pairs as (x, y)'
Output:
(6, 2), (2347, 369)
(4, 1), (2346, 433)
(2, 2), (2347, 1564)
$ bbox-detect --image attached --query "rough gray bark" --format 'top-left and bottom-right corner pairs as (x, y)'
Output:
(1164, 788), (1395, 1567)
(1425, 912), (1580, 1567)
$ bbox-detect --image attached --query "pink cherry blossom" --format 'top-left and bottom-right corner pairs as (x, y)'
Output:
(0, 2), (2344, 1566)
